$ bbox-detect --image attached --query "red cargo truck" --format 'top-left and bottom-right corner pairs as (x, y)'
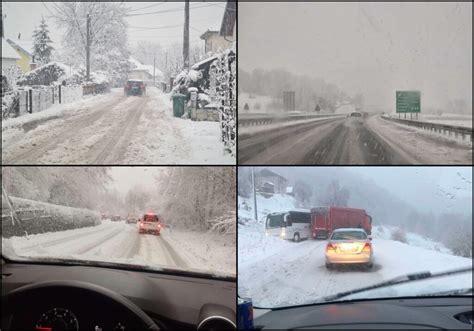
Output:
(310, 206), (372, 239)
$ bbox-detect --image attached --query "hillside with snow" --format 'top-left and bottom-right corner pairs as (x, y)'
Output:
(238, 193), (472, 307)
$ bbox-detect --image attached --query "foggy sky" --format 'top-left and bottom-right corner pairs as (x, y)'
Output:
(108, 167), (163, 196)
(346, 167), (472, 216)
(239, 2), (472, 110)
(2, 2), (225, 55)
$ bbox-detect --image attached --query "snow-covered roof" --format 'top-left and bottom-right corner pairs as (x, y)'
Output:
(129, 57), (163, 78)
(200, 29), (219, 40)
(191, 55), (218, 70)
(289, 208), (311, 213)
(7, 38), (34, 56)
(2, 38), (20, 60)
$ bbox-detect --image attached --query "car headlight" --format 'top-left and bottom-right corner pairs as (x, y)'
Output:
(280, 228), (286, 237)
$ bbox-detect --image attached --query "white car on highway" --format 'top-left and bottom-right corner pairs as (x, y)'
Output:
(325, 228), (374, 269)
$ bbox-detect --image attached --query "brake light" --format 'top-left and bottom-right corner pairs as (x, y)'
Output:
(326, 243), (335, 252)
(362, 242), (371, 252)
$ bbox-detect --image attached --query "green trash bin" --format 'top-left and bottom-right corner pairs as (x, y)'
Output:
(172, 93), (186, 117)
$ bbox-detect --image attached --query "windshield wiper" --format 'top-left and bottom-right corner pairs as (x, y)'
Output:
(319, 266), (473, 303)
(421, 287), (473, 297)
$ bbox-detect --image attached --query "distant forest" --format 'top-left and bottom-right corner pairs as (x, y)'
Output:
(238, 68), (364, 112)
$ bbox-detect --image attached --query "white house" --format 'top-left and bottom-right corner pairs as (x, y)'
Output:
(1, 38), (20, 72)
(128, 57), (163, 85)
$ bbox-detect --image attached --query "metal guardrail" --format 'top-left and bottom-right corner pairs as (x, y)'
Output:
(381, 115), (473, 141)
(238, 113), (344, 127)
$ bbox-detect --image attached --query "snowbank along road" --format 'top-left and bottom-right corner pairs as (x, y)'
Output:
(238, 114), (472, 164)
(7, 220), (188, 271)
(2, 88), (231, 164)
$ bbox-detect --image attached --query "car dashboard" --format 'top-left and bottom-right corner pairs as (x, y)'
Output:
(252, 297), (473, 330)
(1, 260), (236, 330)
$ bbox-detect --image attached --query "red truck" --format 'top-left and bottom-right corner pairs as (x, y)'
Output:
(310, 206), (372, 239)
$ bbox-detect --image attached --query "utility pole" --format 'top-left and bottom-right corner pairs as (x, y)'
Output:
(251, 167), (258, 221)
(1, 11), (5, 39)
(153, 54), (156, 86)
(183, 0), (190, 70)
(86, 13), (91, 81)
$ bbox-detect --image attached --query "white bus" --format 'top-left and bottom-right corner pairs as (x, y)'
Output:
(265, 209), (312, 242)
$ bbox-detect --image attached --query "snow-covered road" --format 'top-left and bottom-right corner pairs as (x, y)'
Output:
(5, 220), (236, 276)
(238, 224), (472, 308)
(7, 220), (187, 271)
(2, 88), (233, 164)
(238, 114), (472, 164)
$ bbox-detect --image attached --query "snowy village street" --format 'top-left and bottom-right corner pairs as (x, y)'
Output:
(2, 87), (233, 164)
(238, 113), (472, 165)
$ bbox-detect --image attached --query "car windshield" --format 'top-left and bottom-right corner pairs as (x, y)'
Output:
(238, 166), (472, 308)
(2, 167), (236, 278)
(331, 230), (366, 240)
(143, 214), (159, 222)
(266, 214), (284, 228)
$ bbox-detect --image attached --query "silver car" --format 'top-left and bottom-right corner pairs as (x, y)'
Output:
(325, 228), (374, 269)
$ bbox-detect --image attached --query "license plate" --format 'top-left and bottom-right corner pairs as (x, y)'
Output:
(339, 243), (357, 252)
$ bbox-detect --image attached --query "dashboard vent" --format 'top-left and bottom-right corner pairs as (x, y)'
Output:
(455, 311), (473, 325)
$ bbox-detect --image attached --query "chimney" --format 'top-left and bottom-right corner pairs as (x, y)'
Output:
(18, 32), (21, 39)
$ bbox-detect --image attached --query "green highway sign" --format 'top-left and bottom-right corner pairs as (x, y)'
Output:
(396, 91), (420, 113)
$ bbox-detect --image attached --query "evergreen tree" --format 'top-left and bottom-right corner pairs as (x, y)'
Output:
(32, 17), (54, 66)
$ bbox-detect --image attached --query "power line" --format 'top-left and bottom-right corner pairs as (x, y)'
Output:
(128, 17), (218, 30)
(125, 3), (214, 17)
(128, 2), (166, 13)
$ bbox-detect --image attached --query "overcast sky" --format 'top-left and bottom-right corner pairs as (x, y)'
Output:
(346, 166), (472, 216)
(239, 2), (472, 110)
(2, 1), (225, 53)
(108, 167), (163, 196)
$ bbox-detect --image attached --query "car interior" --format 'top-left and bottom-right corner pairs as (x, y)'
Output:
(1, 256), (237, 330)
(251, 296), (473, 329)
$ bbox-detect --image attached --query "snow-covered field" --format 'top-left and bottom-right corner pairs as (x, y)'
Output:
(238, 194), (472, 308)
(2, 87), (233, 164)
(3, 220), (234, 277)
(238, 93), (277, 113)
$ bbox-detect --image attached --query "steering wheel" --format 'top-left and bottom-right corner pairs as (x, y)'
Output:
(2, 280), (160, 330)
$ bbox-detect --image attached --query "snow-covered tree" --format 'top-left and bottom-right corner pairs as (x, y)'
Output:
(208, 49), (236, 156)
(51, 2), (130, 86)
(125, 186), (151, 215)
(294, 179), (312, 206)
(32, 17), (54, 66)
(153, 167), (236, 234)
(320, 180), (350, 207)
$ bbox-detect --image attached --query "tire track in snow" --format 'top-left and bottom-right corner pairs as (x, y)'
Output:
(90, 96), (149, 164)
(73, 227), (124, 255)
(4, 96), (126, 164)
(18, 223), (116, 254)
(157, 234), (188, 269)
